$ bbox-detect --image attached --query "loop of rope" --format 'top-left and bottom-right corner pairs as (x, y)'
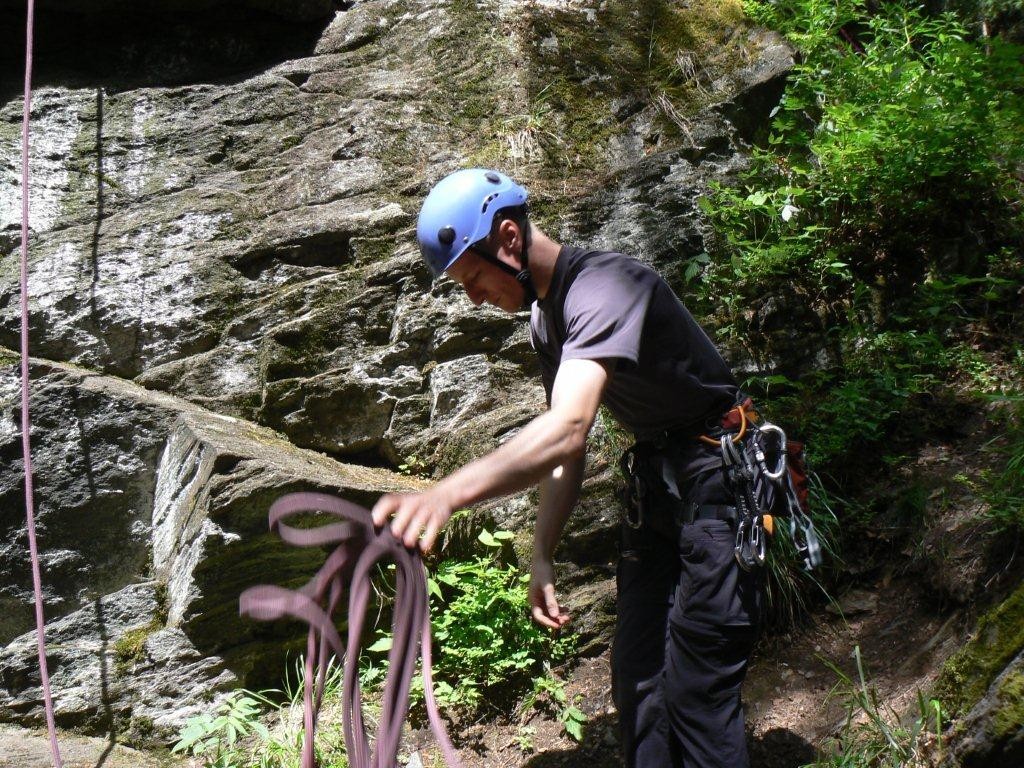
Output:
(240, 492), (462, 768)
(19, 0), (63, 764)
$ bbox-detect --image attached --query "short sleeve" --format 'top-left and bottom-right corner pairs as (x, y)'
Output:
(560, 263), (653, 365)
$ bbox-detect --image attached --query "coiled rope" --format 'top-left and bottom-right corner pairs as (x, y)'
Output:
(240, 492), (462, 768)
(18, 0), (63, 765)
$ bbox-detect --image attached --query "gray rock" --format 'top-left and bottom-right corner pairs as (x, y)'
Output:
(954, 648), (1024, 768)
(0, 359), (421, 737)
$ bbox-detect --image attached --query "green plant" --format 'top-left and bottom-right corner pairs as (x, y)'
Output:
(516, 724), (537, 753)
(983, 394), (1024, 533)
(172, 690), (272, 768)
(523, 673), (588, 742)
(806, 646), (944, 767)
(428, 528), (574, 710)
(696, 1), (1024, 480)
(364, 528), (576, 715)
(763, 471), (842, 628)
(398, 454), (430, 477)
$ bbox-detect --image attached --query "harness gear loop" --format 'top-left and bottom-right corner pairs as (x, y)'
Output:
(699, 402), (749, 446)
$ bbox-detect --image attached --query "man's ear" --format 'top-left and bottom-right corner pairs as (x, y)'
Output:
(497, 218), (522, 261)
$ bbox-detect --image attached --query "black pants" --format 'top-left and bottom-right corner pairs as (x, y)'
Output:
(611, 469), (762, 768)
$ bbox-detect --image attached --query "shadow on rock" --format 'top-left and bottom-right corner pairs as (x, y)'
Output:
(0, 1), (335, 101)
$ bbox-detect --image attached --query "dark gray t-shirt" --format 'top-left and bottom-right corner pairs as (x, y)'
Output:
(530, 246), (738, 442)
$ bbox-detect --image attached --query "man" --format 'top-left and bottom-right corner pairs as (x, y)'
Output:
(372, 168), (762, 768)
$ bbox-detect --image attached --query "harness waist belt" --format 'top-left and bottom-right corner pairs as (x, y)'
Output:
(679, 504), (738, 526)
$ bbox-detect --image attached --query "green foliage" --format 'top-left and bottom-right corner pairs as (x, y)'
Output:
(805, 647), (944, 767)
(173, 662), (351, 768)
(697, 1), (1024, 503)
(423, 528), (574, 710)
(523, 673), (588, 742)
(705, 0), (1023, 298)
(172, 690), (272, 768)
(361, 528), (577, 739)
(983, 393), (1024, 532)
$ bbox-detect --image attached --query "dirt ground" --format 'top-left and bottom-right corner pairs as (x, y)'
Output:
(5, 415), (1015, 768)
(0, 577), (987, 768)
(408, 574), (962, 768)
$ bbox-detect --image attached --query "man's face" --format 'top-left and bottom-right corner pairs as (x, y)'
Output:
(445, 250), (523, 313)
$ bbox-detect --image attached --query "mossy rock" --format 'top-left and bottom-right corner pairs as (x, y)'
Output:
(113, 619), (163, 674)
(993, 666), (1024, 743)
(936, 580), (1024, 718)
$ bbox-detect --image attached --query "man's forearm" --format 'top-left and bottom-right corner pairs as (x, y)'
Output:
(534, 454), (585, 563)
(434, 408), (588, 511)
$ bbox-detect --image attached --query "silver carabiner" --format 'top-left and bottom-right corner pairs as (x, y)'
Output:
(755, 423), (788, 481)
(751, 517), (767, 566)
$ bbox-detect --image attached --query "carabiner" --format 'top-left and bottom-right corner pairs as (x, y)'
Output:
(734, 517), (751, 570)
(750, 516), (767, 566)
(755, 423), (788, 481)
(625, 474), (645, 530)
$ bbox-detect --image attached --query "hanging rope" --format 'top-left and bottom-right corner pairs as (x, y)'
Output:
(18, 1), (63, 766)
(240, 493), (462, 768)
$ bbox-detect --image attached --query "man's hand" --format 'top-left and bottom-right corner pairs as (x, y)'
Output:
(529, 557), (570, 631)
(371, 488), (454, 552)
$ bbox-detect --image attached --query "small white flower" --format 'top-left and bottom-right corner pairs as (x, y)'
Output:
(781, 203), (800, 222)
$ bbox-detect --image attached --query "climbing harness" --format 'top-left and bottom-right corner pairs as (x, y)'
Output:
(240, 493), (462, 768)
(17, 1), (64, 765)
(620, 399), (824, 572)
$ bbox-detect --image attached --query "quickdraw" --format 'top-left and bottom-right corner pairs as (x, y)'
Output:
(720, 434), (767, 570)
(710, 408), (824, 572)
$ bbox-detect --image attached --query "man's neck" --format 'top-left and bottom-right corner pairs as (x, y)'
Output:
(525, 229), (561, 301)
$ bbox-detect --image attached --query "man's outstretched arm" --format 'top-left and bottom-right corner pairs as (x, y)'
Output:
(371, 357), (610, 551)
(529, 451), (585, 629)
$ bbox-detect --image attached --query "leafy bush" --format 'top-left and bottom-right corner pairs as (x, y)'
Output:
(703, 0), (1023, 302)
(983, 392), (1024, 533)
(172, 690), (273, 768)
(368, 528), (574, 714)
(698, 0), (1024, 489)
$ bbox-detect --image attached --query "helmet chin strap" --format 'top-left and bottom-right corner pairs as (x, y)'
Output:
(472, 239), (537, 309)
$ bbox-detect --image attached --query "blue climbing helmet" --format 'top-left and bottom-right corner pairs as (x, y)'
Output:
(416, 168), (529, 277)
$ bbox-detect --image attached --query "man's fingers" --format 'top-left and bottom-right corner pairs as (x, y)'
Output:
(371, 494), (398, 528)
(531, 604), (561, 630)
(389, 499), (418, 541)
(543, 585), (570, 628)
(544, 585), (560, 618)
(422, 518), (441, 554)
(402, 509), (430, 549)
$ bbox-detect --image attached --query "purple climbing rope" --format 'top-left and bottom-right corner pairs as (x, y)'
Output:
(240, 493), (462, 768)
(18, 1), (64, 765)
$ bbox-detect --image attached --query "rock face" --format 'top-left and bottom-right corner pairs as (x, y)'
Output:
(0, 360), (419, 739)
(954, 648), (1024, 768)
(0, 0), (800, 744)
